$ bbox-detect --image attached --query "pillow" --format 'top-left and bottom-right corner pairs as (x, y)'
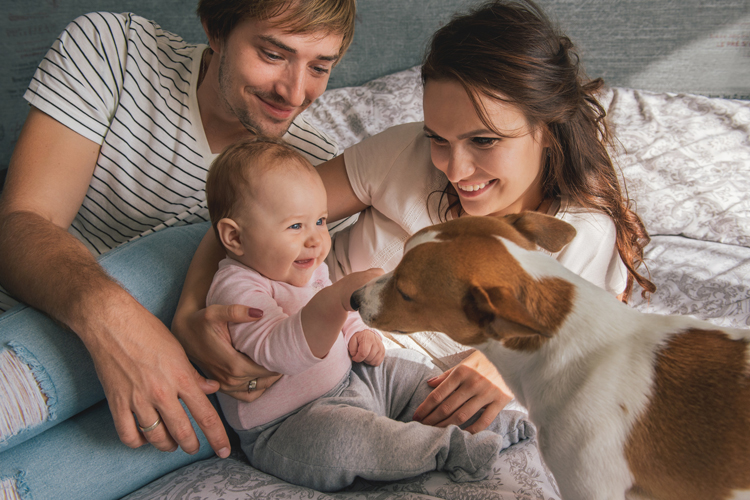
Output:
(303, 66), (424, 151)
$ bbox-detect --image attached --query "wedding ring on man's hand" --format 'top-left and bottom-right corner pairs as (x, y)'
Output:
(139, 416), (162, 433)
(247, 379), (258, 392)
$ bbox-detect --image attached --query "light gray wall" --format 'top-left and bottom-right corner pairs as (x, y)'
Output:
(1, 0), (748, 179)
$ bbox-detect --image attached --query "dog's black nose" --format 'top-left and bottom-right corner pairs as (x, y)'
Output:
(350, 288), (363, 311)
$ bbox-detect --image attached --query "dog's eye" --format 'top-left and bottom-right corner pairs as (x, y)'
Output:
(398, 289), (413, 302)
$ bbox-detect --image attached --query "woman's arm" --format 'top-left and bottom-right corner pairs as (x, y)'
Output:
(316, 155), (367, 222)
(171, 229), (280, 403)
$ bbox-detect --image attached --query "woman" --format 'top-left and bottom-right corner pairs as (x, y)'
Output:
(173, 0), (654, 435)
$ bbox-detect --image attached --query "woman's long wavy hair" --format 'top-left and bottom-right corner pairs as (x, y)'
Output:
(421, 0), (654, 300)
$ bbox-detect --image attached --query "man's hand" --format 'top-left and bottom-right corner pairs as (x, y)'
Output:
(348, 329), (385, 366)
(82, 291), (232, 457)
(0, 109), (235, 455)
(171, 303), (281, 403)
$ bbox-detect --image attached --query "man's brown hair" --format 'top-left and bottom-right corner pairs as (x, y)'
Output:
(197, 0), (356, 59)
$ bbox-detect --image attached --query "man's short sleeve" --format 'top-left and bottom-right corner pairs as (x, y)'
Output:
(24, 12), (130, 145)
(285, 115), (340, 166)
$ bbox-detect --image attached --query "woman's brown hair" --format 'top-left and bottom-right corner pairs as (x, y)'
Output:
(421, 0), (654, 300)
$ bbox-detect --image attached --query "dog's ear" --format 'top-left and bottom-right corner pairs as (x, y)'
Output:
(502, 211), (576, 253)
(463, 285), (551, 340)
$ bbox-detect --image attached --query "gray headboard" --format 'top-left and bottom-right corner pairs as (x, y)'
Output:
(1, 0), (749, 182)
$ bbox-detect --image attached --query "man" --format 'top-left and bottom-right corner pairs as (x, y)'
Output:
(0, 0), (354, 496)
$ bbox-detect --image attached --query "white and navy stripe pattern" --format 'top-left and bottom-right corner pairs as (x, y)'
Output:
(0, 12), (338, 313)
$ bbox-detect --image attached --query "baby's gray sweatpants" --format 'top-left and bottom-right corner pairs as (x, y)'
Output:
(236, 348), (533, 491)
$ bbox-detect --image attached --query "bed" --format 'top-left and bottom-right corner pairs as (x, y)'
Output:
(1, 0), (749, 499)
(113, 62), (750, 498)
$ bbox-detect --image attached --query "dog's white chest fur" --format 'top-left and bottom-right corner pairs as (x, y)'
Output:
(477, 275), (662, 498)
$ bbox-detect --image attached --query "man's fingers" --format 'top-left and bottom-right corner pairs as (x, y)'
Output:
(147, 401), (201, 455)
(111, 401), (148, 449)
(179, 387), (231, 458)
(137, 411), (180, 452)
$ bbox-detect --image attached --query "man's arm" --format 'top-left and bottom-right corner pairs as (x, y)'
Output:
(0, 107), (231, 457)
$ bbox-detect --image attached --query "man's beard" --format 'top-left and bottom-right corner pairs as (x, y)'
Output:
(218, 51), (310, 138)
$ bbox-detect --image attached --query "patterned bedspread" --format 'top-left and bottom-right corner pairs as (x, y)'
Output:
(123, 67), (750, 500)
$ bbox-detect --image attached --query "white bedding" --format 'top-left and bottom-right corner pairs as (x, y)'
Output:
(122, 67), (750, 500)
(605, 87), (750, 328)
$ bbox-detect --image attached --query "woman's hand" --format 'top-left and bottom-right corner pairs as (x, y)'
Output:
(412, 350), (514, 434)
(172, 303), (281, 403)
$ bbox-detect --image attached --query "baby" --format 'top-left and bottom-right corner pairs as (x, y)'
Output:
(205, 137), (531, 491)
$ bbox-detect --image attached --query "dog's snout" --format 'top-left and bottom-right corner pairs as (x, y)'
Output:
(350, 288), (363, 311)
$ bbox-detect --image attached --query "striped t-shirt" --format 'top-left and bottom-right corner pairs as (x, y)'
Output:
(0, 12), (339, 313)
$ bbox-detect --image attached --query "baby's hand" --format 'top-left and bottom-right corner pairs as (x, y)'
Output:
(335, 268), (384, 312)
(348, 330), (385, 366)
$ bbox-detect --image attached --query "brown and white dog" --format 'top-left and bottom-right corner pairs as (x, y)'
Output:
(351, 212), (750, 500)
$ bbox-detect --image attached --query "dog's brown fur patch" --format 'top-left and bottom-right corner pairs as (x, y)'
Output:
(625, 329), (750, 500)
(500, 277), (576, 351)
(369, 214), (578, 348)
(501, 212), (577, 253)
(431, 213), (575, 255)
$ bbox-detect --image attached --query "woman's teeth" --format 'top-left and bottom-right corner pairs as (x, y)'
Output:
(458, 181), (489, 192)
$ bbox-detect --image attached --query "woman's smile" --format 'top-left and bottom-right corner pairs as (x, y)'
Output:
(455, 179), (497, 196)
(423, 79), (547, 217)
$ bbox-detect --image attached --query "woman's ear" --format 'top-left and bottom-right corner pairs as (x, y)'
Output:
(217, 218), (244, 256)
